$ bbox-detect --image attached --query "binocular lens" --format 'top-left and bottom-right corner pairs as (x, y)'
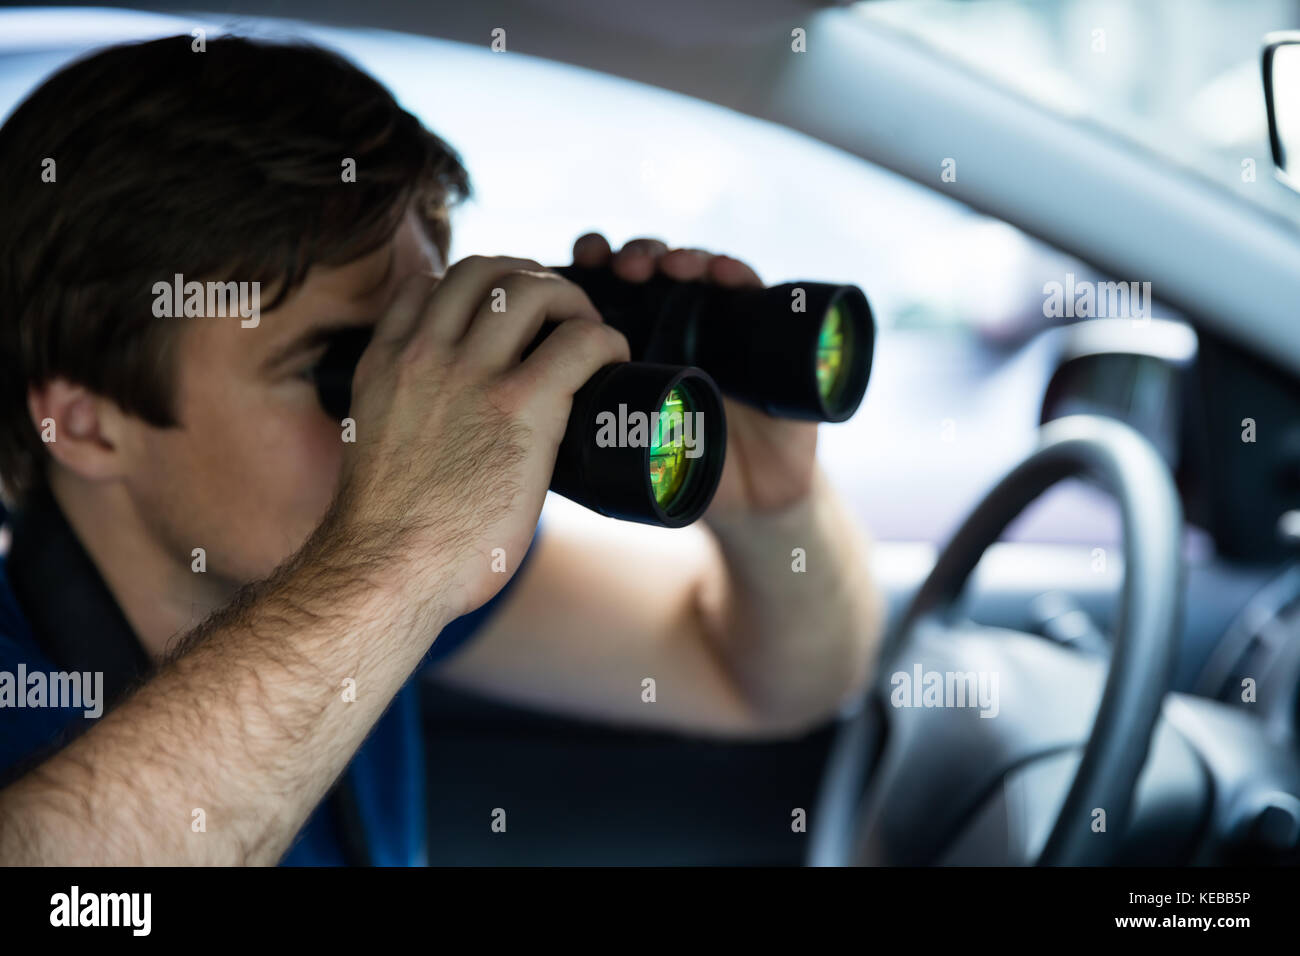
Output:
(816, 303), (850, 408)
(650, 384), (692, 511)
(552, 363), (724, 527)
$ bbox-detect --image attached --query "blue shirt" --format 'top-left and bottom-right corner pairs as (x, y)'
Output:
(0, 490), (535, 866)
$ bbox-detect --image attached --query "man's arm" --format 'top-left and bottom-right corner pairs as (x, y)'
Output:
(430, 465), (883, 739)
(429, 236), (884, 738)
(0, 256), (629, 864)
(0, 524), (455, 865)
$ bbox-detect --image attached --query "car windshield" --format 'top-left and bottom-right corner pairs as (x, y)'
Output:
(856, 0), (1300, 221)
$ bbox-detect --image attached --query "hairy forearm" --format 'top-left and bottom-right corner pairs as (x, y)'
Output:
(0, 519), (453, 866)
(702, 466), (884, 734)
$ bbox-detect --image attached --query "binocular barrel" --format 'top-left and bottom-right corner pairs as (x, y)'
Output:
(544, 358), (726, 528)
(308, 264), (874, 529)
(310, 323), (727, 529)
(554, 265), (875, 422)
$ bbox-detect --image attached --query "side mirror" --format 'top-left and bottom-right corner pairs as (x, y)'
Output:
(1264, 32), (1300, 191)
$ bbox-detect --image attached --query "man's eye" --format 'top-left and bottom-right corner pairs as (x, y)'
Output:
(291, 347), (330, 384)
(310, 327), (374, 420)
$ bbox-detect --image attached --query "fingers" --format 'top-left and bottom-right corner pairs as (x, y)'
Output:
(369, 270), (438, 354)
(374, 256), (613, 394)
(659, 249), (763, 287)
(509, 315), (630, 405)
(572, 232), (612, 267)
(376, 246), (761, 414)
(611, 238), (669, 282)
(592, 235), (765, 289)
(459, 270), (604, 370)
(707, 254), (763, 288)
(410, 255), (548, 350)
(658, 248), (713, 282)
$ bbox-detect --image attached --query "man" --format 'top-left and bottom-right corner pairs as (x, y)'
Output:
(0, 34), (881, 865)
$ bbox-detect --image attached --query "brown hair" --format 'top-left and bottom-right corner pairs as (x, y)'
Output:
(0, 34), (470, 502)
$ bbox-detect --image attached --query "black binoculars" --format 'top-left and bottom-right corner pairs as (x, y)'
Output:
(311, 265), (874, 528)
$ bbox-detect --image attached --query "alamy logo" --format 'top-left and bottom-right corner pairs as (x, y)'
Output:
(152, 274), (261, 328)
(595, 404), (704, 458)
(890, 664), (999, 718)
(50, 886), (151, 936)
(1042, 272), (1152, 321)
(0, 665), (103, 718)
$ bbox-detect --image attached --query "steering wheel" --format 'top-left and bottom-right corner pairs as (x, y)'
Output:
(809, 415), (1183, 866)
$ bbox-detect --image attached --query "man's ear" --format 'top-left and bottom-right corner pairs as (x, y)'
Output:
(27, 378), (132, 483)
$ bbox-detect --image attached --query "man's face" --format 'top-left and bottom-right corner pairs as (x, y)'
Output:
(123, 206), (442, 590)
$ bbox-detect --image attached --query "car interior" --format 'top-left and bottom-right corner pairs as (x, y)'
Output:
(4, 0), (1300, 867)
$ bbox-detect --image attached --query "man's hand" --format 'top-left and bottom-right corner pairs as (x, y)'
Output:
(571, 233), (817, 518)
(427, 236), (882, 739)
(337, 255), (628, 616)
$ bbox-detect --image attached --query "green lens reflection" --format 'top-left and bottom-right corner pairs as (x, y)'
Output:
(816, 303), (851, 407)
(650, 385), (693, 510)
